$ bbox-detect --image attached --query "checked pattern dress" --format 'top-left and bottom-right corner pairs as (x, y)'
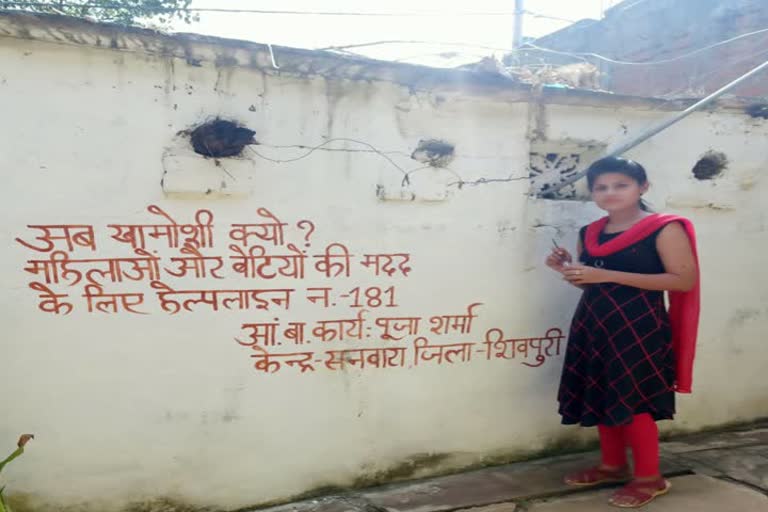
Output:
(558, 227), (675, 427)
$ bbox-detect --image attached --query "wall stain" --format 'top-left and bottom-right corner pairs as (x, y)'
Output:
(728, 308), (761, 328)
(352, 453), (454, 487)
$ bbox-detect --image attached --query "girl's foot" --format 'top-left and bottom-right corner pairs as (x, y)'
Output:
(564, 465), (630, 487)
(608, 478), (671, 508)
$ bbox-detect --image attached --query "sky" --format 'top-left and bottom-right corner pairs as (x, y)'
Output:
(170, 0), (624, 66)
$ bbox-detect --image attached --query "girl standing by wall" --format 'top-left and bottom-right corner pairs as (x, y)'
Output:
(545, 157), (700, 508)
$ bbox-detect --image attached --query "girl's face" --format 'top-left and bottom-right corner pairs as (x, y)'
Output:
(590, 172), (648, 213)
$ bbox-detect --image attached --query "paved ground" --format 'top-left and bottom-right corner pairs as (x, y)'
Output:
(252, 423), (768, 512)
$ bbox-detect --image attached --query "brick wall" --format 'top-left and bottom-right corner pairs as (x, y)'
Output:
(531, 0), (768, 98)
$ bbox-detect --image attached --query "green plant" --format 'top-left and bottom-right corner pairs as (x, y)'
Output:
(0, 435), (34, 512)
(0, 1), (197, 26)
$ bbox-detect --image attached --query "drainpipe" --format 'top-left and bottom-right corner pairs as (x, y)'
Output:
(513, 0), (525, 48)
(544, 57), (768, 196)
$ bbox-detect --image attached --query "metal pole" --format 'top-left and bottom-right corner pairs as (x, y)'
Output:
(513, 0), (524, 48)
(545, 57), (768, 195)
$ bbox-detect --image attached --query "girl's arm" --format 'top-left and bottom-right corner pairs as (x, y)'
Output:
(564, 223), (697, 292)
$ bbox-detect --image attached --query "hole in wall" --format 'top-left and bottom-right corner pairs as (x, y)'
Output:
(692, 151), (727, 180)
(189, 118), (257, 158)
(745, 103), (768, 119)
(410, 139), (455, 168)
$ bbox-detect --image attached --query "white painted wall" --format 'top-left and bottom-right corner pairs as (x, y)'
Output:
(0, 19), (766, 512)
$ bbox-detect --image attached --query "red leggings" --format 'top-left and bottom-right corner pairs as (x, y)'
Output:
(598, 413), (659, 478)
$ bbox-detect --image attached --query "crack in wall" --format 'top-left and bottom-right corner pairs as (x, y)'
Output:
(447, 175), (529, 189)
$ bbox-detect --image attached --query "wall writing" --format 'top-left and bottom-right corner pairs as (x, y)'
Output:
(15, 205), (564, 374)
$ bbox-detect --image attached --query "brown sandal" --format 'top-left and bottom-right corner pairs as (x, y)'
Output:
(564, 466), (630, 487)
(608, 478), (671, 508)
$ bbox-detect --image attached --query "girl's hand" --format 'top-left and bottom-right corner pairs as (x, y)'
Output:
(546, 248), (573, 273)
(563, 264), (611, 285)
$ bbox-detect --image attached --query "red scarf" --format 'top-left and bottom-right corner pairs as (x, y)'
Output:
(584, 214), (700, 394)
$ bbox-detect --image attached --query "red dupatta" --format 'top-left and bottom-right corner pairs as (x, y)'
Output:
(584, 214), (700, 393)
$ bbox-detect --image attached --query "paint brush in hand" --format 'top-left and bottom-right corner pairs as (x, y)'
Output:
(552, 239), (571, 267)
